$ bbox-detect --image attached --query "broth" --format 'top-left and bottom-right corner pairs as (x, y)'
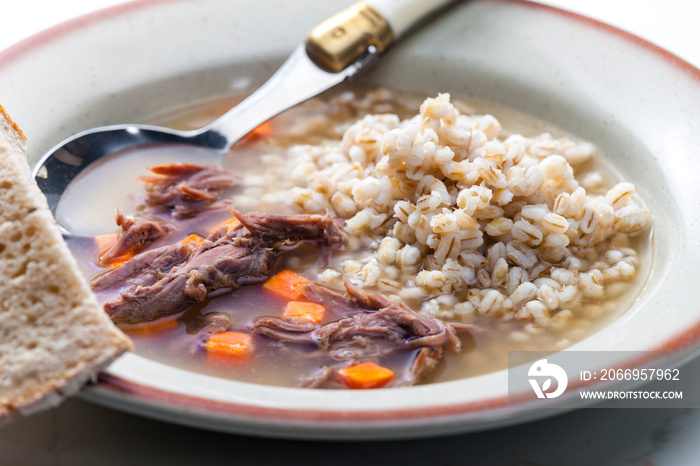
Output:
(64, 86), (652, 387)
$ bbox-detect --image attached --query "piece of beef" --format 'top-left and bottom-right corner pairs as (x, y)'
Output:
(98, 210), (171, 265)
(96, 211), (345, 325)
(252, 280), (478, 387)
(301, 280), (396, 318)
(217, 209), (346, 247)
(105, 245), (276, 324)
(137, 163), (237, 219)
(92, 241), (194, 292)
(298, 366), (335, 388)
(185, 311), (233, 340)
(253, 317), (317, 343)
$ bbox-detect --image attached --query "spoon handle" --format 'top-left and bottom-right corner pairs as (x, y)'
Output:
(306, 0), (455, 72)
(193, 44), (375, 152)
(194, 0), (456, 152)
(366, 0), (456, 38)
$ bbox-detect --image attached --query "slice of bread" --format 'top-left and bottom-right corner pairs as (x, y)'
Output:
(0, 107), (132, 425)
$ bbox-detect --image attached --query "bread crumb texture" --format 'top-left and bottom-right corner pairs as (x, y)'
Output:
(0, 107), (131, 424)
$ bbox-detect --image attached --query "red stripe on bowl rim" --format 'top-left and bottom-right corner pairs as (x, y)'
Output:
(97, 372), (512, 423)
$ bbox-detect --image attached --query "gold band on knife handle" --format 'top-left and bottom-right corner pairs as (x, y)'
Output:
(306, 2), (394, 73)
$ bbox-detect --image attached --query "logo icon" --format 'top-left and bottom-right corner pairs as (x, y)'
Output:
(528, 359), (568, 399)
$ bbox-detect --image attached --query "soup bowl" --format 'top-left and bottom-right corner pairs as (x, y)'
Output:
(1, 0), (699, 439)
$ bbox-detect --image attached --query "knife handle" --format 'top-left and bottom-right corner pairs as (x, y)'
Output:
(306, 0), (455, 72)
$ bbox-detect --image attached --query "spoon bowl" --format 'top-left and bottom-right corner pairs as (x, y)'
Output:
(32, 44), (377, 230)
(32, 0), (454, 235)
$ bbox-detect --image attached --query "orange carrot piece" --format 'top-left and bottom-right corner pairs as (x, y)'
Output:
(253, 120), (272, 136)
(243, 121), (272, 141)
(208, 217), (240, 235)
(337, 362), (395, 389)
(118, 315), (178, 333)
(95, 233), (118, 252)
(283, 301), (326, 324)
(104, 254), (136, 269)
(95, 233), (133, 268)
(262, 270), (311, 301)
(179, 233), (205, 247)
(205, 331), (253, 359)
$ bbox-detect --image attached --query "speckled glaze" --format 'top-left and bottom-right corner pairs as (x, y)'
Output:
(1, 0), (699, 440)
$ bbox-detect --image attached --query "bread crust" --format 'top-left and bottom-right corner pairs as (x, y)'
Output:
(0, 107), (132, 425)
(0, 106), (26, 144)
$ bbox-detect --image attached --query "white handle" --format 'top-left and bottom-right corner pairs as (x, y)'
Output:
(364, 0), (456, 38)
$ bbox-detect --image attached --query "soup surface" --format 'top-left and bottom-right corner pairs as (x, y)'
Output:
(64, 86), (652, 388)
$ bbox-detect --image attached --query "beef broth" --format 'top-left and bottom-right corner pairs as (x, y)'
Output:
(71, 238), (448, 387)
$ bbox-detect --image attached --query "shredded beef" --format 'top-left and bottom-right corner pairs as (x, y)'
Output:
(95, 211), (345, 324)
(223, 209), (346, 247)
(92, 241), (193, 292)
(252, 280), (479, 387)
(185, 311), (233, 340)
(98, 211), (171, 265)
(298, 366), (335, 388)
(137, 163), (238, 218)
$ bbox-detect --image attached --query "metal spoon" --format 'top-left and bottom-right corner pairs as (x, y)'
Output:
(32, 0), (454, 234)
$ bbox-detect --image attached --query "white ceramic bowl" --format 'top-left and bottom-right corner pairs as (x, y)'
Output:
(2, 0), (700, 440)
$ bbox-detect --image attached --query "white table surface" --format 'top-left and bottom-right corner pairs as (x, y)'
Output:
(2, 1), (700, 465)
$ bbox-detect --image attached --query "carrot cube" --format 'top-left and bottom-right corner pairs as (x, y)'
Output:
(95, 233), (119, 252)
(243, 121), (273, 141)
(338, 362), (394, 389)
(179, 233), (205, 247)
(108, 256), (133, 269)
(119, 315), (178, 333)
(262, 270), (310, 301)
(95, 233), (133, 268)
(205, 331), (253, 359)
(283, 301), (326, 324)
(208, 217), (240, 235)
